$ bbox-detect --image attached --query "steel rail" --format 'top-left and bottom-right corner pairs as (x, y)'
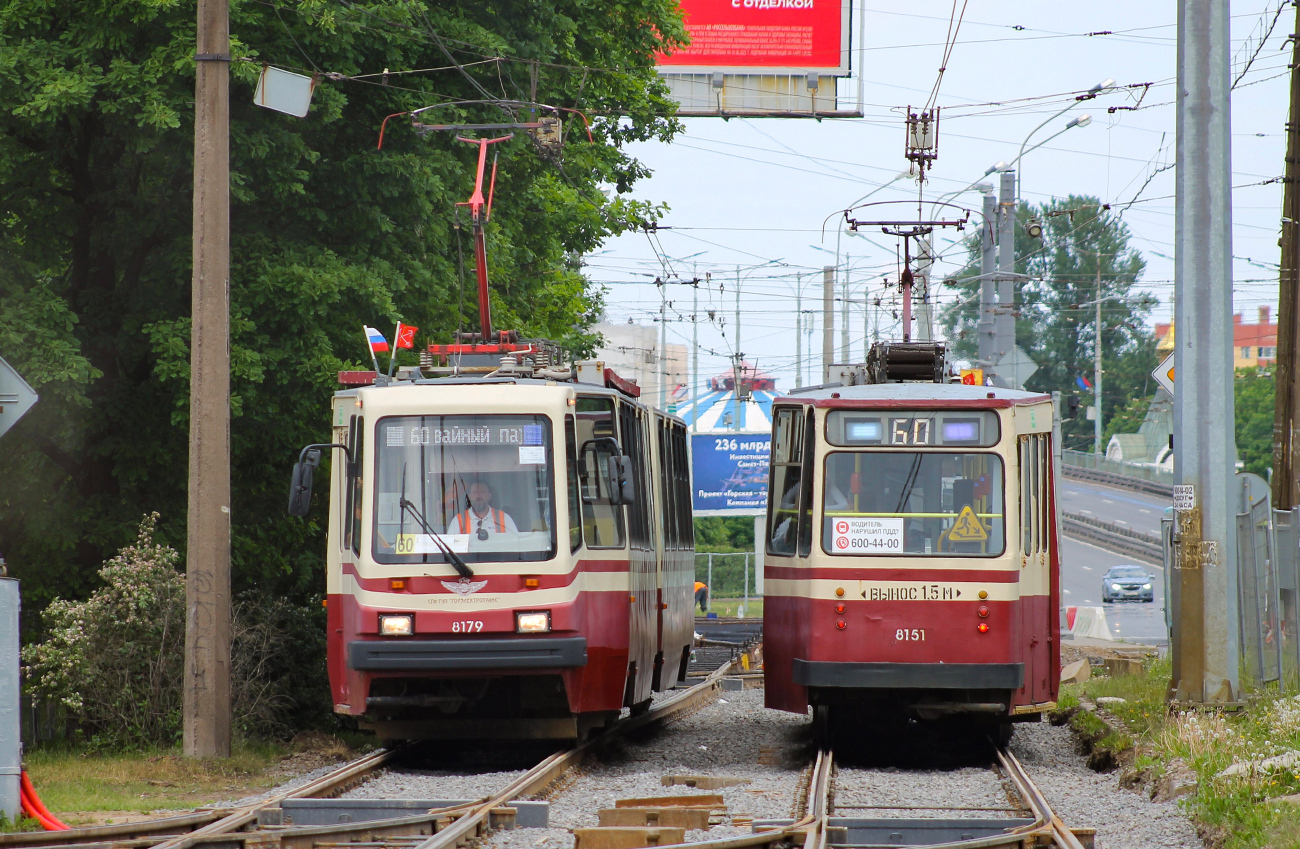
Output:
(0, 748), (398, 849)
(3, 652), (752, 849)
(996, 746), (1086, 849)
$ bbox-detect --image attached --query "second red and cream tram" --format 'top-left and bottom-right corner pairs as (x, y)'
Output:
(763, 383), (1059, 740)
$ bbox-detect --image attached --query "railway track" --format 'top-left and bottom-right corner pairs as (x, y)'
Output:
(0, 647), (753, 849)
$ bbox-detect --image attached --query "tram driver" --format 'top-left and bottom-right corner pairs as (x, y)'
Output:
(452, 479), (519, 538)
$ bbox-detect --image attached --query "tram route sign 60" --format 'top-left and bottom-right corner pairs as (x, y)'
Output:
(0, 357), (37, 441)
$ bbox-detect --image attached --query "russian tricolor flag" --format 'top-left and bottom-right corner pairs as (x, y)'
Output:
(364, 326), (389, 352)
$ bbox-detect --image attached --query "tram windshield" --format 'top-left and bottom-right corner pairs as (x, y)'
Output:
(372, 414), (556, 564)
(822, 452), (1005, 557)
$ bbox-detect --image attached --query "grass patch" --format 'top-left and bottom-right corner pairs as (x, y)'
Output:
(1063, 655), (1300, 848)
(704, 598), (763, 619)
(20, 737), (355, 828)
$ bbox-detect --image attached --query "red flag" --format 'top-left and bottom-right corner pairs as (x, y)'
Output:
(395, 323), (418, 349)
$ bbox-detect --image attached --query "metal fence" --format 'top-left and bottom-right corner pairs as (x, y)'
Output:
(1236, 477), (1281, 685)
(1061, 449), (1175, 487)
(694, 552), (757, 615)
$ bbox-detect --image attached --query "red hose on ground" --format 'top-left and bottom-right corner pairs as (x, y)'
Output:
(20, 772), (67, 830)
(19, 787), (59, 831)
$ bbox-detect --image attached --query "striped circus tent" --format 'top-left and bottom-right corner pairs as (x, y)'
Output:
(673, 388), (778, 433)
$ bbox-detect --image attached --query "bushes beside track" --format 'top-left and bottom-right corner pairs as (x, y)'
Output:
(1060, 654), (1300, 848)
(22, 515), (334, 749)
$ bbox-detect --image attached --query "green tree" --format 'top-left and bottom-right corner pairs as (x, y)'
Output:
(940, 196), (1157, 451)
(1236, 367), (1275, 479)
(693, 517), (755, 552)
(0, 0), (685, 617)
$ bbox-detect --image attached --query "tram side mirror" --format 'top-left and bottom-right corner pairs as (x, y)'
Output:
(607, 455), (635, 505)
(288, 449), (322, 517)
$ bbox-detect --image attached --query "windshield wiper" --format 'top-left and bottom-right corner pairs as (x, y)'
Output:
(396, 464), (473, 579)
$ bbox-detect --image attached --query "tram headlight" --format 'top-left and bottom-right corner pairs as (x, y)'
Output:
(379, 614), (414, 636)
(516, 611), (551, 633)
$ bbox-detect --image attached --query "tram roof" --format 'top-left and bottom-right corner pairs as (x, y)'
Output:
(777, 383), (1052, 409)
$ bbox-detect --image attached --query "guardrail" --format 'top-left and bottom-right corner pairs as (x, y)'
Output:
(1060, 511), (1163, 564)
(1060, 457), (1173, 498)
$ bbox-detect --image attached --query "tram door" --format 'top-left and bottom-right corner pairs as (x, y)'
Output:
(1018, 432), (1053, 704)
(618, 400), (657, 706)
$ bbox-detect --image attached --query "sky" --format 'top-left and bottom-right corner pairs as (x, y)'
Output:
(584, 1), (1292, 394)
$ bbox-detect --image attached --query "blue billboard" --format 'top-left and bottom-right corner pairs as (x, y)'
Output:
(691, 433), (770, 516)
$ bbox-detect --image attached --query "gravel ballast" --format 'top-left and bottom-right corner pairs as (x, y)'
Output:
(485, 688), (809, 849)
(1011, 720), (1202, 848)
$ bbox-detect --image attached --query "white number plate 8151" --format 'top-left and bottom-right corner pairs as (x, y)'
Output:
(895, 629), (925, 641)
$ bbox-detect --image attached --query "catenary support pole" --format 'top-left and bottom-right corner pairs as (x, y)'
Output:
(1172, 0), (1238, 704)
(841, 255), (850, 362)
(1094, 259), (1103, 454)
(1274, 0), (1300, 510)
(916, 235), (934, 342)
(734, 266), (741, 364)
(822, 266), (834, 382)
(692, 272), (700, 432)
(795, 275), (803, 389)
(659, 284), (667, 410)
(978, 190), (997, 370)
(753, 515), (764, 595)
(186, 0), (233, 758)
(995, 169), (1017, 382)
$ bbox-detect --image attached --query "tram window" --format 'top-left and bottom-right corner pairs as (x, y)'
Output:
(370, 414), (557, 564)
(1020, 438), (1032, 556)
(797, 409), (816, 557)
(656, 420), (676, 550)
(1038, 434), (1051, 557)
(566, 415), (582, 553)
(346, 415), (363, 556)
(821, 451), (1005, 557)
(767, 408), (805, 555)
(682, 426), (695, 547)
(576, 398), (626, 549)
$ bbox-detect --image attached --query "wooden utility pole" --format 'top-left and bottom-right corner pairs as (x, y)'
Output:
(1273, 2), (1300, 510)
(185, 0), (232, 757)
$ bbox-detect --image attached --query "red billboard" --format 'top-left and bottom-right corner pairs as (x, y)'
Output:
(656, 0), (850, 73)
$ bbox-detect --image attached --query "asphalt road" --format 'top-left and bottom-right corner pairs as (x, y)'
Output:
(1059, 536), (1168, 644)
(1058, 477), (1168, 536)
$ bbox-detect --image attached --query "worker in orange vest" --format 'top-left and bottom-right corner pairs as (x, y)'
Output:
(694, 581), (708, 612)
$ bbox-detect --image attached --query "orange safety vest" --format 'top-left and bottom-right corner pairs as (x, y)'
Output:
(457, 509), (506, 534)
(695, 581), (707, 593)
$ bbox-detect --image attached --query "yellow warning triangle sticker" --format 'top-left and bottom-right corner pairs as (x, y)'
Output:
(949, 504), (988, 542)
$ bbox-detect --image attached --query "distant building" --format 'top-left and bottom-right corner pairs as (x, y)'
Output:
(591, 321), (688, 410)
(1155, 304), (1276, 370)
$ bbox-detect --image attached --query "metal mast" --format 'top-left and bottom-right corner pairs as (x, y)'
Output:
(1172, 0), (1239, 704)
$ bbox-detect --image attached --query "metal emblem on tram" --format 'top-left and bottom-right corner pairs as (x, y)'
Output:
(442, 579), (488, 595)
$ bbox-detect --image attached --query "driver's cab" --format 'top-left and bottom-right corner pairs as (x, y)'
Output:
(371, 413), (555, 562)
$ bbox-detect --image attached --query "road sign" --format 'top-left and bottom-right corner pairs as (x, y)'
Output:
(0, 357), (37, 440)
(948, 505), (988, 542)
(960, 368), (984, 386)
(988, 346), (1038, 389)
(1153, 353), (1175, 397)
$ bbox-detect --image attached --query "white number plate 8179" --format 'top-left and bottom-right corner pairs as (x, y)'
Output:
(452, 620), (484, 633)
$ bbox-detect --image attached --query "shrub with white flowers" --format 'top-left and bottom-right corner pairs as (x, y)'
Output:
(22, 513), (185, 748)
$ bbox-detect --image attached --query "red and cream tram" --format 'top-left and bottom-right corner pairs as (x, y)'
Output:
(290, 361), (695, 741)
(286, 134), (695, 741)
(762, 382), (1059, 739)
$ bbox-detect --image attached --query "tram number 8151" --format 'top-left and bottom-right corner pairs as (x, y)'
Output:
(895, 629), (926, 641)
